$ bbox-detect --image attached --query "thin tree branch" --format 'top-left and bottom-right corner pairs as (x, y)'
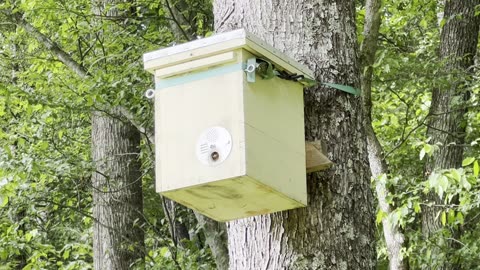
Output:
(360, 0), (409, 268)
(424, 123), (464, 138)
(13, 13), (154, 141)
(385, 116), (428, 158)
(164, 0), (191, 41)
(118, 106), (154, 143)
(11, 13), (89, 78)
(161, 196), (183, 270)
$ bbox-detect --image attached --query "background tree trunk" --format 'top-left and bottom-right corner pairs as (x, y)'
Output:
(213, 0), (376, 269)
(359, 0), (408, 269)
(422, 0), (480, 269)
(194, 212), (229, 270)
(8, 3), (147, 268)
(91, 109), (145, 269)
(91, 1), (145, 269)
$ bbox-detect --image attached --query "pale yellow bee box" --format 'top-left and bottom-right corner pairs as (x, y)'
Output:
(143, 29), (317, 221)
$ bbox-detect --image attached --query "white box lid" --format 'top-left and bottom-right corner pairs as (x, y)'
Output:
(143, 29), (314, 79)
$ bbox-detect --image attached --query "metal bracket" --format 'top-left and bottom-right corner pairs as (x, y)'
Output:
(244, 57), (257, 83)
(145, 89), (155, 99)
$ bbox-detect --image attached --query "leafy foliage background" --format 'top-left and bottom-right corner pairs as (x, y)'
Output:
(0, 0), (479, 269)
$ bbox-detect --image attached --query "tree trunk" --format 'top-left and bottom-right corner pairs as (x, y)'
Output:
(91, 1), (145, 269)
(422, 0), (480, 269)
(214, 1), (376, 269)
(91, 108), (145, 269)
(6, 2), (146, 269)
(360, 0), (408, 269)
(194, 212), (229, 270)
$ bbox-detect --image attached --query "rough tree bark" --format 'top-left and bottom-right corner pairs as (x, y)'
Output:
(193, 212), (229, 270)
(91, 109), (144, 269)
(214, 1), (376, 269)
(359, 0), (408, 269)
(422, 0), (480, 269)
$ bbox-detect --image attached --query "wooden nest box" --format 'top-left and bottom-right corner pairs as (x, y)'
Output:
(143, 29), (332, 222)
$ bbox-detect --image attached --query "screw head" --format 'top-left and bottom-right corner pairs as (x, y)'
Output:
(211, 151), (219, 161)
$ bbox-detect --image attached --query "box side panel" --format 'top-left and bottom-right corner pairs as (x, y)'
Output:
(162, 176), (305, 222)
(241, 50), (307, 204)
(154, 77), (163, 193)
(244, 126), (306, 204)
(154, 61), (246, 192)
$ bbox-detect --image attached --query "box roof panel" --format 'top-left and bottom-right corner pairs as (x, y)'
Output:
(143, 29), (314, 79)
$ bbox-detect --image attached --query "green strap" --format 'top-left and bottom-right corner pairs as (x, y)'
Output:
(254, 59), (359, 95)
(154, 59), (360, 96)
(322, 83), (360, 96)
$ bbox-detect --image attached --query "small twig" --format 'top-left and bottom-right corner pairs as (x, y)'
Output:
(446, 237), (466, 247)
(164, 0), (191, 41)
(118, 106), (154, 142)
(424, 123), (463, 138)
(379, 33), (411, 53)
(385, 116), (429, 158)
(386, 87), (412, 142)
(12, 12), (89, 78)
(161, 196), (182, 270)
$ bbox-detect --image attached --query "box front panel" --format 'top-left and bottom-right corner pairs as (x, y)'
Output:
(154, 67), (246, 192)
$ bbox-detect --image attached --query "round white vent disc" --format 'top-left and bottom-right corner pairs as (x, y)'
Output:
(196, 126), (232, 166)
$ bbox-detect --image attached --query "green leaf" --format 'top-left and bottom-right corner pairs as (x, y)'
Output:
(160, 247), (170, 258)
(438, 175), (449, 198)
(419, 148), (426, 160)
(420, 19), (428, 29)
(420, 144), (433, 160)
(86, 96), (94, 106)
(25, 232), (32, 242)
(439, 18), (446, 28)
(447, 209), (455, 224)
(63, 249), (70, 259)
(424, 144), (432, 154)
(428, 172), (439, 189)
(441, 211), (446, 226)
(38, 141), (49, 151)
(413, 202), (421, 213)
(474, 161), (479, 177)
(0, 249), (8, 261)
(322, 83), (360, 95)
(450, 169), (461, 182)
(461, 176), (471, 190)
(462, 157), (475, 166)
(456, 212), (464, 224)
(0, 196), (8, 207)
(376, 210), (387, 224)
